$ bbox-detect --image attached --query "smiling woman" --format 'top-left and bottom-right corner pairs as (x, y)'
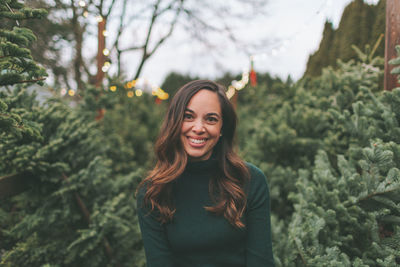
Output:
(180, 90), (223, 161)
(136, 80), (275, 267)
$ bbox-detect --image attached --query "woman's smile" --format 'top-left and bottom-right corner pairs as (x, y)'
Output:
(188, 137), (207, 146)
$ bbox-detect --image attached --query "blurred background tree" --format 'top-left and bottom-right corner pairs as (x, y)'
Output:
(11, 0), (269, 93)
(304, 0), (386, 77)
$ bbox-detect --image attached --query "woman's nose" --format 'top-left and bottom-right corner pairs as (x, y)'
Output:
(192, 119), (205, 133)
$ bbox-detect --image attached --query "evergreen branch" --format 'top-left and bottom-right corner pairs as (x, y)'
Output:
(5, 2), (20, 26)
(370, 33), (384, 60)
(61, 173), (121, 267)
(293, 237), (308, 266)
(0, 173), (20, 181)
(8, 77), (46, 84)
(350, 187), (400, 208)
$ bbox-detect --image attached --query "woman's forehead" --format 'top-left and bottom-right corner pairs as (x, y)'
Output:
(186, 90), (221, 114)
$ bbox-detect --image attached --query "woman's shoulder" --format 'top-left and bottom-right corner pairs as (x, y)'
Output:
(244, 162), (269, 196)
(245, 162), (267, 183)
(243, 162), (270, 210)
(136, 180), (151, 207)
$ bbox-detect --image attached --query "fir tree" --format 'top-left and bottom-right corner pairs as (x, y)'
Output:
(0, 0), (47, 86)
(389, 45), (400, 89)
(305, 0), (385, 77)
(238, 42), (400, 265)
(0, 2), (147, 265)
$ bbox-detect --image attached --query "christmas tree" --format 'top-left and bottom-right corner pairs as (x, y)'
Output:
(238, 44), (400, 265)
(0, 2), (152, 266)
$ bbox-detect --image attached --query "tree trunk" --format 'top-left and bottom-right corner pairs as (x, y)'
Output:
(384, 0), (400, 91)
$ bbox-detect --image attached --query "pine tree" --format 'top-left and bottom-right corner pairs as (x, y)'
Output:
(238, 42), (400, 265)
(389, 45), (400, 89)
(304, 21), (336, 77)
(0, 3), (148, 265)
(305, 0), (385, 78)
(0, 86), (148, 266)
(0, 0), (47, 86)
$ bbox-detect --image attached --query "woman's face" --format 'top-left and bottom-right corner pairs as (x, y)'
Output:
(180, 89), (223, 161)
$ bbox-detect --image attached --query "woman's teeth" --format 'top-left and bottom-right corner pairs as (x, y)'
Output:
(189, 138), (206, 144)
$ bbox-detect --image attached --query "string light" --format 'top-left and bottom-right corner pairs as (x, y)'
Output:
(107, 78), (168, 101)
(60, 88), (67, 96)
(226, 70), (250, 99)
(68, 90), (76, 96)
(135, 89), (143, 97)
(103, 48), (110, 56)
(151, 85), (168, 100)
(250, 0), (332, 61)
(78, 0), (86, 7)
(225, 0), (334, 100)
(83, 11), (89, 17)
(102, 30), (108, 37)
(96, 16), (103, 22)
(102, 62), (111, 72)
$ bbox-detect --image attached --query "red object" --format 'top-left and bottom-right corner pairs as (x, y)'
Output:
(249, 57), (257, 87)
(250, 68), (257, 87)
(155, 97), (162, 104)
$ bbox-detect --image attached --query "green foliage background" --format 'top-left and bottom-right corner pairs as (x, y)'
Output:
(2, 0), (400, 266)
(304, 0), (386, 77)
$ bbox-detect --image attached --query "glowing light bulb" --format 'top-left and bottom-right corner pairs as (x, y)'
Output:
(103, 48), (110, 56)
(226, 86), (236, 99)
(135, 89), (143, 97)
(127, 91), (134, 98)
(68, 90), (76, 96)
(102, 65), (109, 72)
(110, 86), (117, 92)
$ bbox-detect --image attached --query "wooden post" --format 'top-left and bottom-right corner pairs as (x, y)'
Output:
(384, 0), (400, 91)
(95, 18), (106, 88)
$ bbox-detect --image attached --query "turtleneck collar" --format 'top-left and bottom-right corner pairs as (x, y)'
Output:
(184, 151), (219, 174)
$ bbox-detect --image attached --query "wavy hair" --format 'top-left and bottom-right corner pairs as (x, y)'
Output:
(137, 80), (250, 228)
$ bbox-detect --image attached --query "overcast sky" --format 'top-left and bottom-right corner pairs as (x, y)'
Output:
(123, 0), (379, 85)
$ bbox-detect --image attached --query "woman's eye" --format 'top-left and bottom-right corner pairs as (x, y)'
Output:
(207, 117), (218, 123)
(184, 113), (193, 120)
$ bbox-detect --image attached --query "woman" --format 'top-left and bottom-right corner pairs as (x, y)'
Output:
(136, 80), (274, 267)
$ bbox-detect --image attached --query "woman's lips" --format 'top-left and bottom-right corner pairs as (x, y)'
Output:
(188, 137), (207, 147)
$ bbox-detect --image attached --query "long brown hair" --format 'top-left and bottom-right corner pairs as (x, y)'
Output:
(137, 80), (250, 228)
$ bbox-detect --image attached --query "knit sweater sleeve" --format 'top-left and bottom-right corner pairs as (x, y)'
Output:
(136, 186), (174, 267)
(245, 163), (275, 267)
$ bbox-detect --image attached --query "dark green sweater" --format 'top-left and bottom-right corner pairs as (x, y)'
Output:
(137, 159), (275, 267)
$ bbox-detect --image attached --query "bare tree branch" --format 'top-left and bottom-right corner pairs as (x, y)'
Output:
(105, 0), (117, 17)
(133, 0), (184, 79)
(30, 0), (271, 91)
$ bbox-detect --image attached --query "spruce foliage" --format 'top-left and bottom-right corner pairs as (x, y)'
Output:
(238, 44), (400, 265)
(0, 2), (158, 266)
(0, 86), (149, 266)
(0, 0), (47, 86)
(2, 1), (400, 265)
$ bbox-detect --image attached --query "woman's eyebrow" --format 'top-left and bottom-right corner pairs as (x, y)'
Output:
(184, 108), (194, 113)
(207, 112), (221, 118)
